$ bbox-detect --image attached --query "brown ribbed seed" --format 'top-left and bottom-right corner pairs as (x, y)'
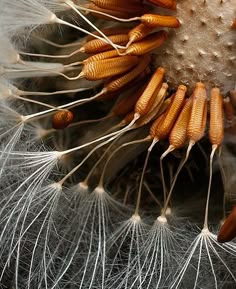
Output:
(104, 54), (151, 92)
(90, 0), (148, 14)
(158, 97), (172, 116)
(80, 34), (129, 54)
(86, 3), (136, 20)
(86, 27), (130, 42)
(52, 110), (74, 130)
(125, 31), (167, 56)
(140, 14), (180, 28)
(80, 55), (138, 80)
(135, 67), (165, 116)
(154, 85), (187, 139)
(83, 50), (118, 63)
(169, 97), (193, 149)
(146, 82), (168, 115)
(112, 84), (146, 117)
(146, 0), (176, 10)
(187, 82), (207, 143)
(149, 112), (166, 138)
(209, 88), (224, 146)
(223, 96), (234, 126)
(128, 24), (153, 44)
(89, 0), (151, 19)
(218, 206), (236, 243)
(136, 82), (168, 126)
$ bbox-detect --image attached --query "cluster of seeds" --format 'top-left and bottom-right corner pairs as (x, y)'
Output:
(0, 0), (235, 288)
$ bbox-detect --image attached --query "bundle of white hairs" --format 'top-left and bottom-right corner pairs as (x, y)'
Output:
(0, 0), (236, 288)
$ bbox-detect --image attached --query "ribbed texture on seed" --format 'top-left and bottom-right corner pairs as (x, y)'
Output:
(135, 67), (165, 116)
(169, 97), (193, 148)
(187, 82), (207, 142)
(126, 31), (167, 55)
(81, 55), (138, 80)
(81, 34), (129, 54)
(154, 84), (186, 139)
(209, 88), (224, 146)
(105, 54), (151, 92)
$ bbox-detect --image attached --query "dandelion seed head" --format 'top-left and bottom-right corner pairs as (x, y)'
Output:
(0, 0), (235, 288)
(155, 0), (236, 92)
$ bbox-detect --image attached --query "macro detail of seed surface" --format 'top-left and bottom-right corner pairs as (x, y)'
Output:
(154, 0), (236, 92)
(0, 0), (236, 288)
